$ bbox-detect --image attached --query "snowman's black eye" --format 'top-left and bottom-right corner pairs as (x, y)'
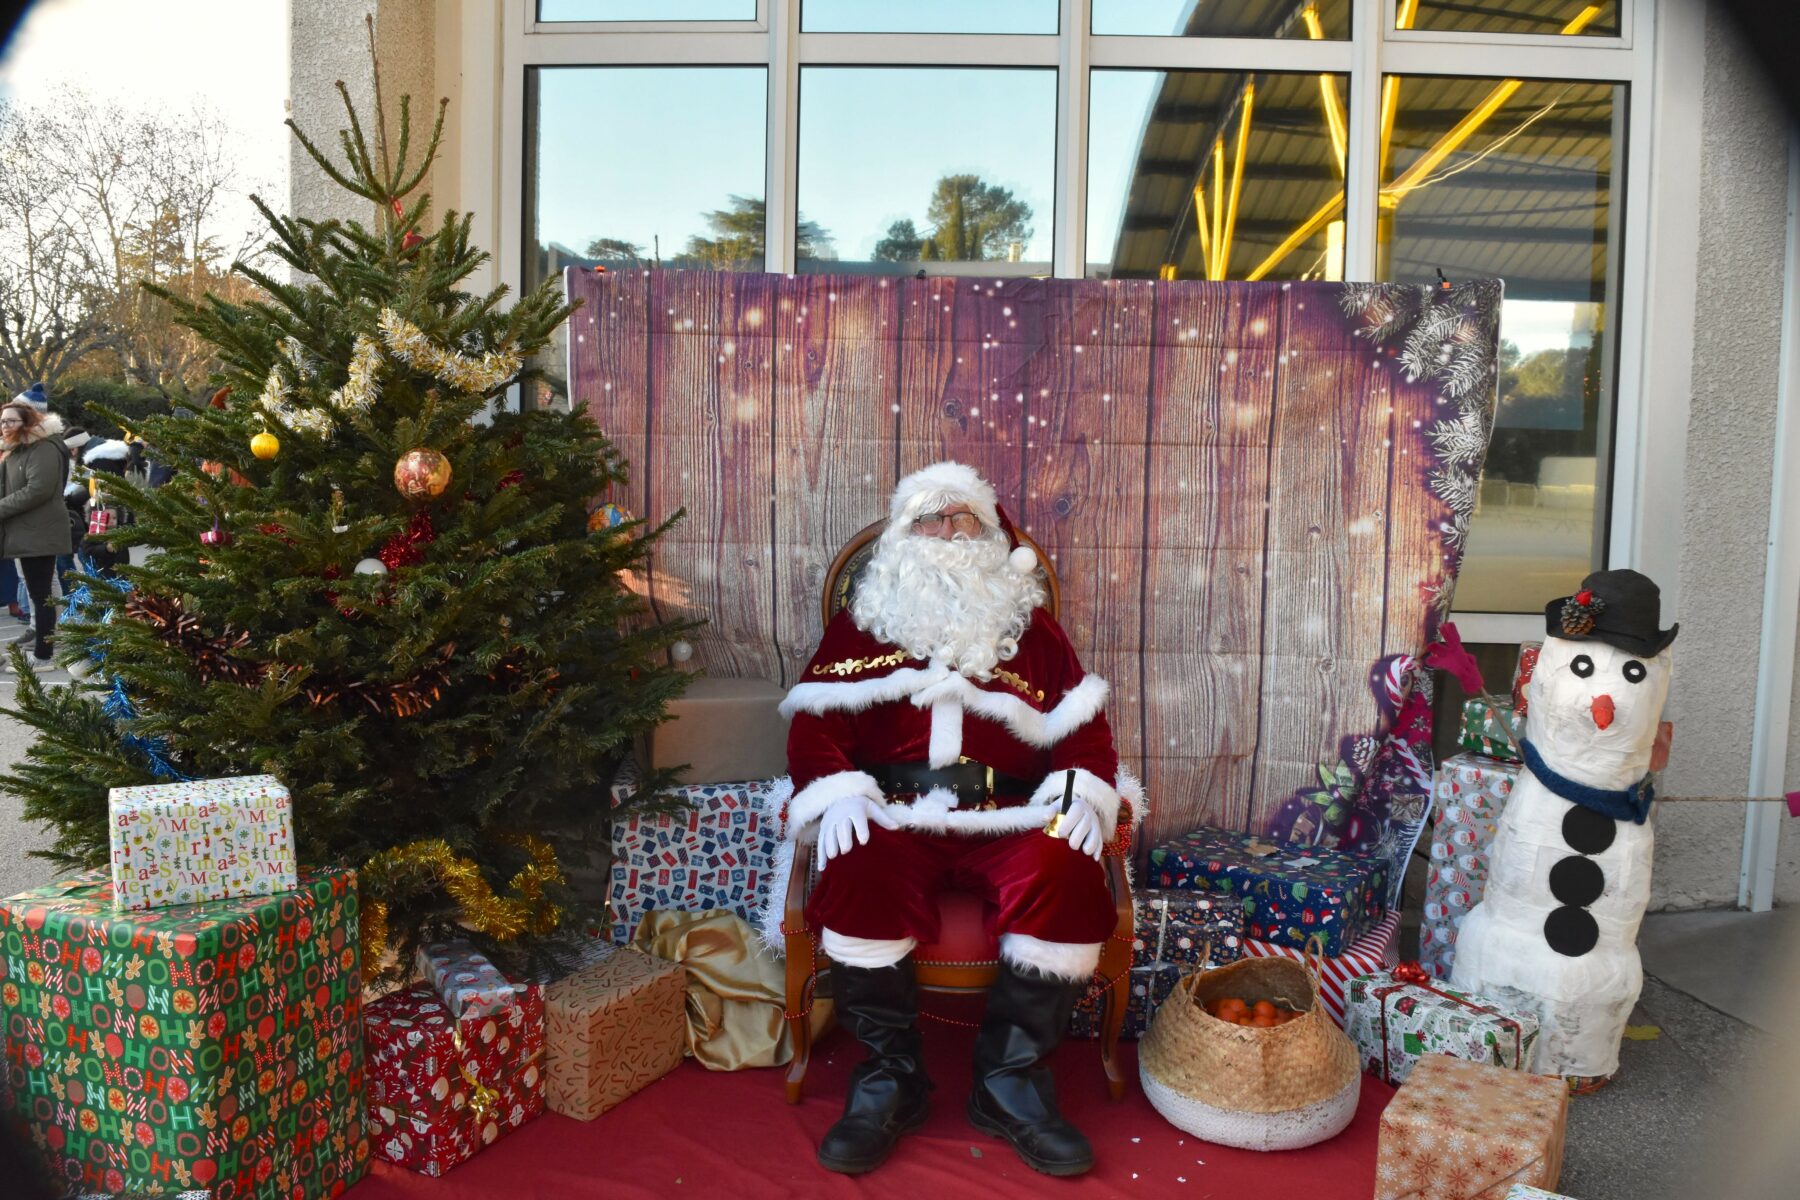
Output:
(1623, 660), (1646, 683)
(1571, 655), (1595, 678)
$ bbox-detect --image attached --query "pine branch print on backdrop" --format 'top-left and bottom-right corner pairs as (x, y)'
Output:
(0, 47), (696, 977)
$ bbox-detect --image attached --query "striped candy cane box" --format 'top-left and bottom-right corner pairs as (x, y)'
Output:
(108, 774), (297, 910)
(1240, 910), (1401, 1026)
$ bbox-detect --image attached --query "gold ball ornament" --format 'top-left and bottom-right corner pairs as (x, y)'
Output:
(250, 432), (280, 461)
(394, 448), (452, 500)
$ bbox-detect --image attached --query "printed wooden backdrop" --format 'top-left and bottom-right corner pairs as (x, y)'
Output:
(568, 270), (1502, 850)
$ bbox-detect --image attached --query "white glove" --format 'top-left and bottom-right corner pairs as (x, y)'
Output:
(817, 792), (901, 866)
(1058, 797), (1107, 860)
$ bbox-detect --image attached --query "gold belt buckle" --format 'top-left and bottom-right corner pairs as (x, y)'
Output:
(957, 756), (996, 808)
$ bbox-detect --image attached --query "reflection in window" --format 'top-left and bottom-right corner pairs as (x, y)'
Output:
(523, 66), (767, 408)
(1087, 70), (1348, 280)
(803, 1), (1056, 34)
(537, 0), (757, 20)
(1094, 0), (1349, 38)
(1379, 76), (1624, 612)
(1403, 1), (1619, 38)
(796, 68), (1056, 275)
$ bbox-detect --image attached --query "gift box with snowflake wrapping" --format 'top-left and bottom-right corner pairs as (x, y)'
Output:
(1067, 890), (1245, 1038)
(1147, 828), (1387, 956)
(0, 869), (367, 1200)
(608, 772), (783, 942)
(362, 984), (545, 1177)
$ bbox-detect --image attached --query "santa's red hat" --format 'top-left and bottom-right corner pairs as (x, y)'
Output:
(888, 461), (1037, 573)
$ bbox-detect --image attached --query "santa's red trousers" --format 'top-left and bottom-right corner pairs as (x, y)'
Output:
(804, 824), (1117, 946)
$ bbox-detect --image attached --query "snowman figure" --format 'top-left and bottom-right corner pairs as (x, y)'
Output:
(1450, 569), (1677, 1080)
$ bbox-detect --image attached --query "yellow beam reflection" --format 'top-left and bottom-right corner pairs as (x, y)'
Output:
(1220, 81), (1255, 279)
(1248, 4), (1604, 282)
(1302, 7), (1347, 175)
(1210, 138), (1225, 279)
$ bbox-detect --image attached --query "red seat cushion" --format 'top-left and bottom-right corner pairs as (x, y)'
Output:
(913, 890), (1000, 967)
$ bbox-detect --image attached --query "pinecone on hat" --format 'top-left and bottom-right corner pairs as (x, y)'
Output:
(1559, 587), (1606, 636)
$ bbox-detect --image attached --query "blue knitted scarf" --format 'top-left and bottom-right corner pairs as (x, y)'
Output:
(1521, 739), (1655, 825)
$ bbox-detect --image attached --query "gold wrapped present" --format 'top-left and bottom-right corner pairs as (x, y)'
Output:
(543, 946), (687, 1120)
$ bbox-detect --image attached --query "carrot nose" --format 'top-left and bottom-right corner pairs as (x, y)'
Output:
(1591, 694), (1615, 730)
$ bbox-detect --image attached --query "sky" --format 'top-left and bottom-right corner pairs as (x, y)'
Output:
(0, 0), (289, 233)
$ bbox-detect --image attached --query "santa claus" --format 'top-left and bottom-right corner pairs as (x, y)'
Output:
(779, 461), (1139, 1177)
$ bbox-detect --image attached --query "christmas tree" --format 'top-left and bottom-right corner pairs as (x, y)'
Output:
(0, 70), (693, 975)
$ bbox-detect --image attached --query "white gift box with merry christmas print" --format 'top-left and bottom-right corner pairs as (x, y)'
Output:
(108, 774), (298, 910)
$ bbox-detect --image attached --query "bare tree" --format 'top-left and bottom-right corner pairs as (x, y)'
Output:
(0, 93), (268, 398)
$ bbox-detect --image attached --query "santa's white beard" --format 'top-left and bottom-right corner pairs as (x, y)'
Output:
(850, 530), (1043, 679)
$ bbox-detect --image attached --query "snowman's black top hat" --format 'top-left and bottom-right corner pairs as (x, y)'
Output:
(1544, 568), (1679, 657)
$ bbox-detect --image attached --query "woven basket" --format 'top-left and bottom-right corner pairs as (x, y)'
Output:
(1139, 946), (1361, 1151)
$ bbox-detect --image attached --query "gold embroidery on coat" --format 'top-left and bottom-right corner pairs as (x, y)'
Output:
(993, 668), (1045, 702)
(811, 649), (909, 677)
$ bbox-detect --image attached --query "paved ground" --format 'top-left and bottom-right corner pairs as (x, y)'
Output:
(1, 670), (1792, 1198)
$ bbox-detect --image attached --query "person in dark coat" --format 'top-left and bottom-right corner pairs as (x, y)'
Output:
(0, 401), (74, 669)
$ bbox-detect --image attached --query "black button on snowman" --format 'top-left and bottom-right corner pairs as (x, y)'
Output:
(1450, 568), (1677, 1079)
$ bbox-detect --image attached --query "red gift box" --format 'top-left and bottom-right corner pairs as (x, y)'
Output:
(363, 984), (545, 1176)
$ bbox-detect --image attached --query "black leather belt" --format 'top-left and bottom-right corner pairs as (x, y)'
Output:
(867, 759), (1033, 805)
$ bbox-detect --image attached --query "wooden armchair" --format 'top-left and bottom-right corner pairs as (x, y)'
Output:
(781, 520), (1136, 1104)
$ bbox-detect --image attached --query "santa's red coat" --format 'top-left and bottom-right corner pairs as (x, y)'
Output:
(780, 608), (1136, 840)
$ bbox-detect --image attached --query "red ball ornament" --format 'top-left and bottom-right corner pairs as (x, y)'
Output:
(402, 230), (424, 253)
(201, 521), (233, 549)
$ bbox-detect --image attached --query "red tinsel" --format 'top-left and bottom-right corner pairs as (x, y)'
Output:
(378, 510), (436, 570)
(498, 470), (525, 492)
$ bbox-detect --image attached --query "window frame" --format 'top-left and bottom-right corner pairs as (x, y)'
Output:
(494, 0), (1677, 642)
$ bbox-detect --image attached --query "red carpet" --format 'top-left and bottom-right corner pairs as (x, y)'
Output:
(346, 997), (1395, 1200)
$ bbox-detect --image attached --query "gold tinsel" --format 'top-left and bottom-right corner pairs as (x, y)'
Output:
(360, 833), (566, 977)
(378, 308), (522, 394)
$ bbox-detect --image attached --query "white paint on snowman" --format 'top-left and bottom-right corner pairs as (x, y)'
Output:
(1451, 570), (1676, 1080)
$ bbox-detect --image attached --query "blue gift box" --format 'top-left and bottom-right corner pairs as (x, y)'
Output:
(608, 772), (782, 942)
(1147, 827), (1388, 956)
(1069, 962), (1182, 1040)
(1068, 890), (1241, 1040)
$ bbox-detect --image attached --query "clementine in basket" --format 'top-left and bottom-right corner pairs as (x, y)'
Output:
(1252, 999), (1277, 1020)
(1218, 997), (1247, 1020)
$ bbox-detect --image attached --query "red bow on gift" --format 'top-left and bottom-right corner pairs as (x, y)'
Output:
(1392, 960), (1430, 986)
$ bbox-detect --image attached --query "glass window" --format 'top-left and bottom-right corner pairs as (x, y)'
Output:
(1402, 1), (1620, 38)
(1088, 70), (1349, 281)
(1094, 0), (1350, 39)
(803, 1), (1057, 35)
(1378, 76), (1624, 612)
(523, 66), (767, 408)
(796, 67), (1057, 275)
(537, 1), (757, 20)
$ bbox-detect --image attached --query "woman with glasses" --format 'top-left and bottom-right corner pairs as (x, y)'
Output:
(0, 400), (74, 671)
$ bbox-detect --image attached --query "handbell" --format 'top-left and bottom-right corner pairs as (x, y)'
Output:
(1043, 769), (1077, 838)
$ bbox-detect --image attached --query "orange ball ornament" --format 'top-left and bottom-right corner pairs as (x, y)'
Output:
(394, 448), (452, 500)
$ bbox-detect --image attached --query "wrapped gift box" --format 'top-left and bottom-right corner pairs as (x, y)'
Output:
(1241, 911), (1401, 1026)
(645, 677), (789, 785)
(609, 771), (783, 943)
(1512, 643), (1541, 717)
(1068, 963), (1181, 1040)
(1506, 1187), (1576, 1200)
(1421, 754), (1520, 980)
(1345, 968), (1541, 1085)
(543, 946), (686, 1120)
(363, 985), (545, 1177)
(1459, 698), (1525, 763)
(1148, 828), (1387, 956)
(416, 940), (520, 1021)
(108, 774), (297, 910)
(1069, 891), (1243, 1039)
(0, 869), (366, 1199)
(1376, 1054), (1567, 1200)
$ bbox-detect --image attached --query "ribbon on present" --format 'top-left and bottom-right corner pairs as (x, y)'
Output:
(1371, 961), (1525, 1085)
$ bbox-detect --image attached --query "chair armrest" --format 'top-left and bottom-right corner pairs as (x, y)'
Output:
(785, 828), (815, 924)
(1105, 853), (1133, 939)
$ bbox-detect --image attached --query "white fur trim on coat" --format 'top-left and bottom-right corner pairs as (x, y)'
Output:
(1028, 767), (1123, 838)
(784, 769), (885, 840)
(782, 666), (1110, 751)
(1000, 933), (1102, 983)
(928, 698), (963, 767)
(821, 929), (917, 969)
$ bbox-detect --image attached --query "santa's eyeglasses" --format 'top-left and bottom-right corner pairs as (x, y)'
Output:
(912, 511), (985, 538)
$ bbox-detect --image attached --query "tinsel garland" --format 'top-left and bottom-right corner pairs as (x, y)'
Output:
(102, 677), (188, 781)
(359, 833), (565, 976)
(378, 509), (436, 570)
(256, 337), (335, 437)
(329, 333), (383, 415)
(378, 308), (522, 394)
(124, 591), (454, 718)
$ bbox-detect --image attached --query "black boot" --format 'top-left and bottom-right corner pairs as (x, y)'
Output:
(816, 958), (931, 1174)
(966, 960), (1095, 1177)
